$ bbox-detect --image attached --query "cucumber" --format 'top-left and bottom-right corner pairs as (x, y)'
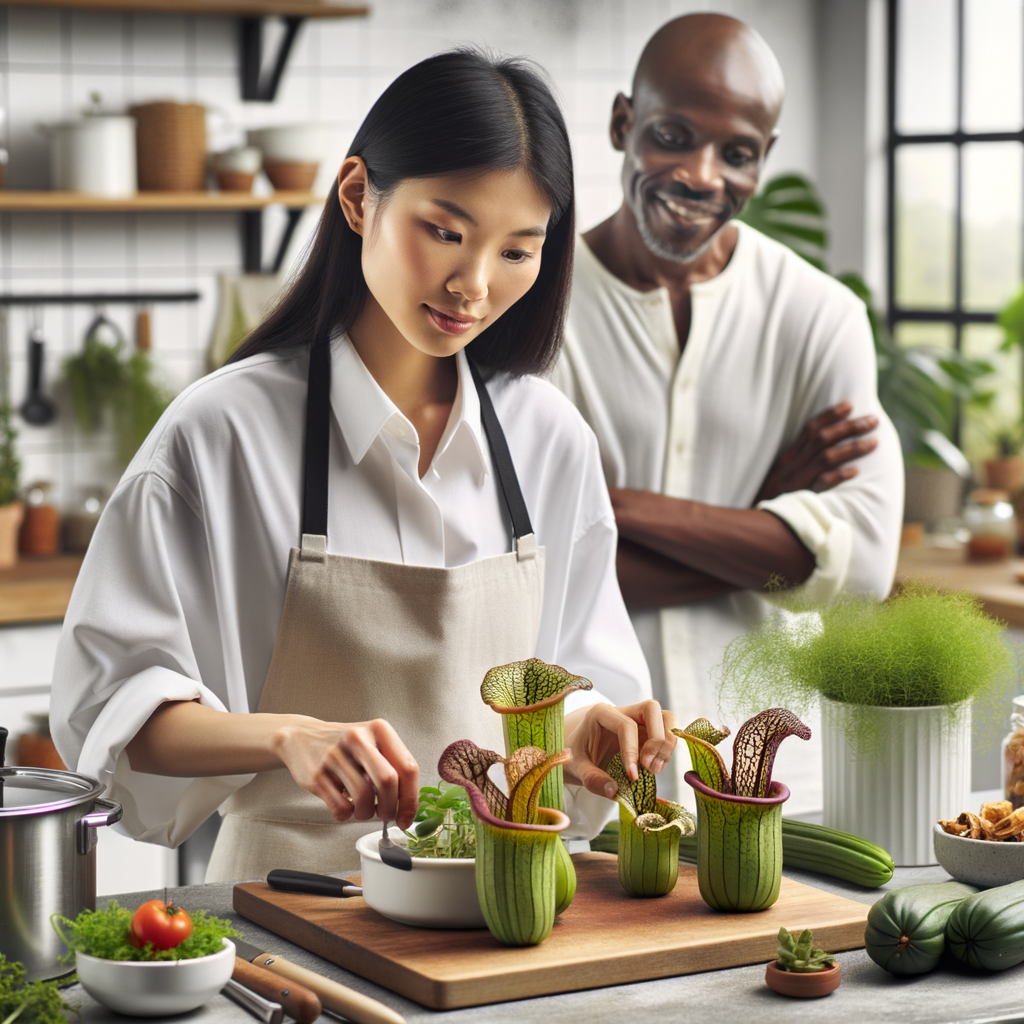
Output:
(865, 882), (977, 975)
(642, 818), (893, 888)
(780, 820), (895, 888)
(946, 879), (1024, 971)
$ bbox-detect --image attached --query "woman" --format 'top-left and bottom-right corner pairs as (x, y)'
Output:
(52, 50), (676, 882)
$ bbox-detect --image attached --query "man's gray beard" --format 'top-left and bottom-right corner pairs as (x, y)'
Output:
(633, 197), (721, 264)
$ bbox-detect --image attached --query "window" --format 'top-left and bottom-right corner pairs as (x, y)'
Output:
(887, 0), (1024, 456)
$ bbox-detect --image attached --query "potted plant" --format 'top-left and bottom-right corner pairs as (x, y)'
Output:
(983, 425), (1024, 495)
(764, 927), (840, 998)
(438, 740), (570, 947)
(0, 400), (23, 569)
(673, 709), (811, 912)
(718, 584), (1010, 866)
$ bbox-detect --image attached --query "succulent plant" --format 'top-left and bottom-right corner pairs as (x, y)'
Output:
(775, 927), (836, 973)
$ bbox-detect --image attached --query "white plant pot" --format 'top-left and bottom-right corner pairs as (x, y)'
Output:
(821, 697), (971, 867)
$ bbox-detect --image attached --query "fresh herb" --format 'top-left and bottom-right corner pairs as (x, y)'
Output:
(405, 782), (476, 859)
(0, 401), (19, 507)
(0, 955), (78, 1024)
(52, 901), (236, 962)
(775, 927), (835, 973)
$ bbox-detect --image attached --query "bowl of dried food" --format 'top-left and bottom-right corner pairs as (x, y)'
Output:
(934, 800), (1024, 887)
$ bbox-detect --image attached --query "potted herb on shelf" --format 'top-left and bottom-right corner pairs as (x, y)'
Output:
(719, 584), (1010, 866)
(765, 927), (840, 998)
(0, 400), (23, 569)
(983, 425), (1024, 495)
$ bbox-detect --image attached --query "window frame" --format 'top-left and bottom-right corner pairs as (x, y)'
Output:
(886, 0), (1024, 440)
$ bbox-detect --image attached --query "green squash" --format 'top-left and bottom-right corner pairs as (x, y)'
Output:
(946, 879), (1024, 971)
(865, 882), (977, 975)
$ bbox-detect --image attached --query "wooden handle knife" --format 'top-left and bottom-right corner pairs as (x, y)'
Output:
(232, 957), (322, 1024)
(251, 953), (407, 1024)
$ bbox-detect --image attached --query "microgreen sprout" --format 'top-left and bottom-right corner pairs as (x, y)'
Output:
(405, 782), (476, 859)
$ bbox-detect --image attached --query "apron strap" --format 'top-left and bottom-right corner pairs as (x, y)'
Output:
(300, 340), (535, 560)
(467, 359), (535, 559)
(302, 338), (332, 541)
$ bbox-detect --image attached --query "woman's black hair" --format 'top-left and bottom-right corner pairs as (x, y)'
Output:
(230, 49), (575, 376)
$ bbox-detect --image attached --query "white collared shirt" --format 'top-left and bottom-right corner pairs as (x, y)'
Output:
(551, 226), (904, 813)
(52, 335), (650, 847)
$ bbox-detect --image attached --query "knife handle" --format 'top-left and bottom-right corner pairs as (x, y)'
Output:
(232, 957), (322, 1024)
(267, 868), (362, 898)
(252, 953), (406, 1024)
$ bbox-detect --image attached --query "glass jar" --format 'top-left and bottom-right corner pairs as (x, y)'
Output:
(1003, 696), (1024, 808)
(964, 488), (1016, 560)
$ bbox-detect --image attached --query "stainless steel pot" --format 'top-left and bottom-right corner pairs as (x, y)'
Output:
(0, 765), (122, 980)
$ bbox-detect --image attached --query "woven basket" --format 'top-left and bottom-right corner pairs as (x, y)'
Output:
(130, 101), (207, 191)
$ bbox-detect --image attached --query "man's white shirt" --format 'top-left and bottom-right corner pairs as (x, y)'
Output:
(551, 224), (904, 813)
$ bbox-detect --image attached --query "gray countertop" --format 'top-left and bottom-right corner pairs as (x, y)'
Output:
(68, 861), (1024, 1024)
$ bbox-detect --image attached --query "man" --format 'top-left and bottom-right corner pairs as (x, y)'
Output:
(551, 13), (904, 811)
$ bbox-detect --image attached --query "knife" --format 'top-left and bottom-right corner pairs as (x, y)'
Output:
(233, 937), (406, 1024)
(222, 978), (283, 1024)
(267, 868), (362, 898)
(233, 956), (322, 1024)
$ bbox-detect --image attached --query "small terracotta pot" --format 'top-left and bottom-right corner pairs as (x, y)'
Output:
(0, 501), (25, 569)
(985, 456), (1024, 495)
(263, 159), (318, 191)
(765, 960), (841, 998)
(20, 504), (59, 555)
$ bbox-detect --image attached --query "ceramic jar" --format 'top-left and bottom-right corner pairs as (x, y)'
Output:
(822, 697), (971, 866)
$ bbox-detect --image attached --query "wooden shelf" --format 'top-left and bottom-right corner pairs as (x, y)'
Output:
(0, 190), (323, 212)
(2, 1), (368, 17)
(0, 554), (82, 625)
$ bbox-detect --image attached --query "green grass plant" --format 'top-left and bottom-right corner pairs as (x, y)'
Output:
(718, 584), (1010, 751)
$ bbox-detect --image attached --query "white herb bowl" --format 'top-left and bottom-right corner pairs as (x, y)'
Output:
(75, 938), (235, 1016)
(933, 823), (1024, 888)
(355, 828), (485, 929)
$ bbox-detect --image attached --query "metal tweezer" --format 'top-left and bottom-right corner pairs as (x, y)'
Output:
(222, 977), (285, 1024)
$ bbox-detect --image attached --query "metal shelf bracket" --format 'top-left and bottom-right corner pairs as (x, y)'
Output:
(240, 15), (305, 102)
(242, 206), (305, 274)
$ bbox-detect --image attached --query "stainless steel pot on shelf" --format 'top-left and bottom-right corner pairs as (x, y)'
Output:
(0, 726), (122, 980)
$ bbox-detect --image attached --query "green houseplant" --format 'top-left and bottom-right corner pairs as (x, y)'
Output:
(0, 400), (23, 569)
(63, 315), (173, 467)
(764, 927), (840, 998)
(718, 584), (1010, 865)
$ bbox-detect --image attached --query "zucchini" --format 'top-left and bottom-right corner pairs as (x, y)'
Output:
(865, 882), (977, 975)
(946, 879), (1024, 971)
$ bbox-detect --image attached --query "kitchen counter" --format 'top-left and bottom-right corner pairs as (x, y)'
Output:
(69, 862), (1024, 1024)
(897, 544), (1024, 627)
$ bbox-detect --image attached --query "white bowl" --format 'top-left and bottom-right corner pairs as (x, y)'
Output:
(76, 938), (235, 1016)
(933, 823), (1024, 887)
(212, 146), (262, 173)
(355, 828), (485, 929)
(247, 125), (327, 163)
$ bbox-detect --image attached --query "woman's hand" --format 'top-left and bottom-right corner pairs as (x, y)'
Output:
(273, 716), (420, 828)
(563, 700), (677, 799)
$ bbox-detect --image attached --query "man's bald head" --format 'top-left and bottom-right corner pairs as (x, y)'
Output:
(605, 13), (785, 265)
(632, 13), (785, 130)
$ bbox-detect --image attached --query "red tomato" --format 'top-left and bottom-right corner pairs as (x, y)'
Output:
(130, 900), (193, 950)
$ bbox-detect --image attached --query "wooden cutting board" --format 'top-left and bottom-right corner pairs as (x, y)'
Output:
(233, 853), (869, 1010)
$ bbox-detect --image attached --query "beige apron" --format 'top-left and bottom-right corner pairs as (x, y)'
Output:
(205, 343), (544, 882)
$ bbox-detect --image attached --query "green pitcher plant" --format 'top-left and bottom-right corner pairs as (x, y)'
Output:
(480, 658), (591, 913)
(607, 753), (694, 897)
(673, 709), (810, 913)
(438, 739), (571, 947)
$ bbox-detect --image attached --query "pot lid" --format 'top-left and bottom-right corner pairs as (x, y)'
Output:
(0, 767), (103, 815)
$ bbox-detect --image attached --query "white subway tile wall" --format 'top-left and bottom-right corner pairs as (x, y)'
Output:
(0, 0), (817, 507)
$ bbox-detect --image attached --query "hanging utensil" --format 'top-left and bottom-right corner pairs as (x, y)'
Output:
(378, 819), (412, 871)
(20, 314), (56, 426)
